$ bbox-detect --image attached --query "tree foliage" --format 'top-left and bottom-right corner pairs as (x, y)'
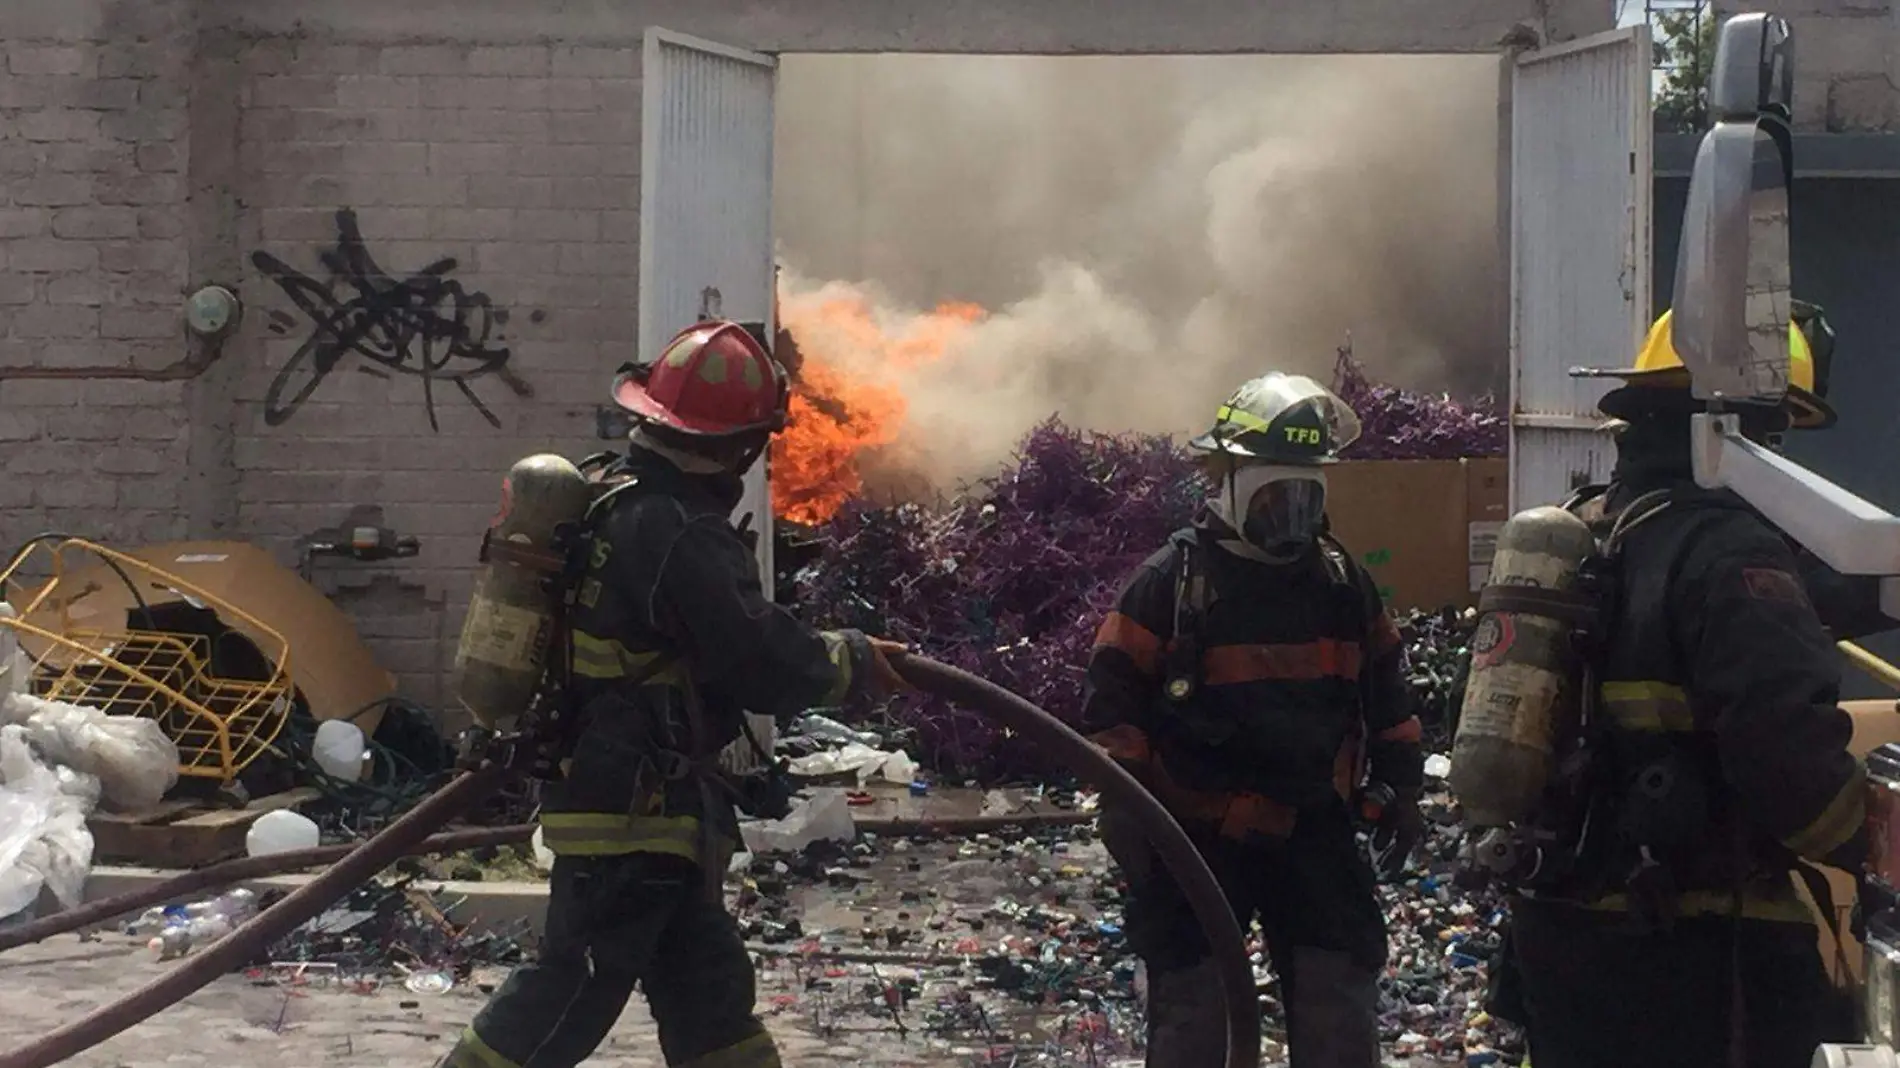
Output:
(1653, 4), (1717, 133)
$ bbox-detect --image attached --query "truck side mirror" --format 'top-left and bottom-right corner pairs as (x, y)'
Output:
(1709, 13), (1793, 121)
(1671, 12), (1797, 409)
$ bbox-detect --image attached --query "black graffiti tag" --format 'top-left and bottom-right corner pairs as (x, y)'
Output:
(250, 209), (530, 431)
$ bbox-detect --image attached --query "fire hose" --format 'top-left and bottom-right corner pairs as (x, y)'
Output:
(0, 654), (1260, 1068)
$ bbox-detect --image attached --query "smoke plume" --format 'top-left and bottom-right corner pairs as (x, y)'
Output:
(772, 54), (1502, 493)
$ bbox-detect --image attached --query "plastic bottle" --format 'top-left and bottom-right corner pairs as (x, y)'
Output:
(149, 922), (192, 961)
(216, 887), (259, 924)
(186, 912), (232, 944)
(245, 809), (320, 857)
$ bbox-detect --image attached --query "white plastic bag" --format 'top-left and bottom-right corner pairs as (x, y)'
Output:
(0, 691), (178, 813)
(0, 726), (97, 919)
(312, 720), (366, 783)
(0, 604), (27, 697)
(529, 826), (555, 873)
(245, 809), (320, 857)
(739, 788), (857, 854)
(787, 742), (918, 786)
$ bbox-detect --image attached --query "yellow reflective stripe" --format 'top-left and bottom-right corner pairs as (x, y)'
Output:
(444, 1027), (519, 1068)
(820, 631), (853, 706)
(1599, 680), (1695, 732)
(1783, 766), (1867, 861)
(539, 813), (703, 859)
(675, 1030), (781, 1068)
(570, 630), (681, 684)
(1215, 404), (1273, 434)
(1580, 888), (1816, 924)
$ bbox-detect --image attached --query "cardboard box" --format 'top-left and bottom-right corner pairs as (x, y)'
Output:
(1324, 458), (1509, 611)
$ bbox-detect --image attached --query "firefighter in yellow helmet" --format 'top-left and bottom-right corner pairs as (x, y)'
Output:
(1576, 303), (1836, 429)
(1485, 304), (1865, 1067)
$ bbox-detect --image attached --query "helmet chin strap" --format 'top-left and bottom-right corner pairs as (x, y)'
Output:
(629, 426), (728, 475)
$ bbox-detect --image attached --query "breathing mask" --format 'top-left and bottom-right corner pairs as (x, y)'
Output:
(1215, 463), (1328, 562)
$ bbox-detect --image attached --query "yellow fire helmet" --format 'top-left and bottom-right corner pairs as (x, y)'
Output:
(1571, 309), (1835, 430)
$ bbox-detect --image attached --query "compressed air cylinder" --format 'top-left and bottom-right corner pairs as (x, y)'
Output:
(453, 454), (594, 730)
(1450, 505), (1598, 828)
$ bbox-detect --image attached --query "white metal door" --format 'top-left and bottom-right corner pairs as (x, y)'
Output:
(638, 28), (779, 774)
(1508, 26), (1653, 512)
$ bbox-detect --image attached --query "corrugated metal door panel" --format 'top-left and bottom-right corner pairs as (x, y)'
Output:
(1509, 26), (1652, 512)
(638, 28), (778, 775)
(1512, 426), (1619, 504)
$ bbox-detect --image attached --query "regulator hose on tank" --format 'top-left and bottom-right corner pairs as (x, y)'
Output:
(0, 655), (1260, 1068)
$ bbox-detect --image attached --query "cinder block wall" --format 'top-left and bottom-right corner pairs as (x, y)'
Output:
(227, 39), (641, 709)
(0, 1), (200, 553)
(1715, 1), (1900, 131)
(4, 0), (1634, 718)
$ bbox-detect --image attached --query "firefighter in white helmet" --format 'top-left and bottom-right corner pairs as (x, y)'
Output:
(1083, 372), (1424, 1068)
(439, 320), (908, 1068)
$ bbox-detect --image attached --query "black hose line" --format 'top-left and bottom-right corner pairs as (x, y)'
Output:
(0, 656), (1258, 1068)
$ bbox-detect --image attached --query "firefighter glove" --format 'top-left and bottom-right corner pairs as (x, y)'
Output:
(1365, 784), (1424, 881)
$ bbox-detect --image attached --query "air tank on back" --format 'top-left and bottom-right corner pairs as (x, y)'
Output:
(453, 454), (594, 731)
(1450, 504), (1599, 827)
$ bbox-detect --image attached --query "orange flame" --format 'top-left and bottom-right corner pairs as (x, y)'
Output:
(770, 291), (984, 525)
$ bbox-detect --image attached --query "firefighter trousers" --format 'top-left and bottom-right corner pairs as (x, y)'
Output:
(439, 852), (778, 1068)
(1506, 897), (1857, 1068)
(1102, 801), (1385, 1068)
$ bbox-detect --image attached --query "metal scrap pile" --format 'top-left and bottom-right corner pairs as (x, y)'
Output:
(239, 876), (532, 991)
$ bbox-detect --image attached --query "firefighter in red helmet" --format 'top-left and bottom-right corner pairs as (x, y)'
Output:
(440, 320), (908, 1068)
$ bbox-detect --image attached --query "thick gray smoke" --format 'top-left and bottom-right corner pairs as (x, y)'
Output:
(773, 54), (1502, 491)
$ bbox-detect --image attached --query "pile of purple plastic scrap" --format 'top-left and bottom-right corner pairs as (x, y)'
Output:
(790, 357), (1505, 780)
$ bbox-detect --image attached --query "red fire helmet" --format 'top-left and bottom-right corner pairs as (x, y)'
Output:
(611, 320), (789, 438)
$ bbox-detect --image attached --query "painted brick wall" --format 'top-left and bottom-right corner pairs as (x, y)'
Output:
(0, 0), (1631, 726)
(1714, 2), (1900, 131)
(229, 39), (643, 711)
(0, 2), (198, 566)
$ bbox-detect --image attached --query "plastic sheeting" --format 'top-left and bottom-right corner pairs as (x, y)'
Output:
(0, 726), (97, 920)
(0, 606), (182, 920)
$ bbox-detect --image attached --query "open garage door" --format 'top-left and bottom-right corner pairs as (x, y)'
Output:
(639, 28), (779, 775)
(1508, 25), (1653, 511)
(639, 27), (779, 585)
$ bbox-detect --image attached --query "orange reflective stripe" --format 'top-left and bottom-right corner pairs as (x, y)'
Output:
(1091, 724), (1153, 763)
(1124, 751), (1297, 840)
(1094, 611), (1162, 675)
(1202, 639), (1363, 684)
(1219, 792), (1296, 839)
(1371, 613), (1402, 654)
(1374, 716), (1423, 744)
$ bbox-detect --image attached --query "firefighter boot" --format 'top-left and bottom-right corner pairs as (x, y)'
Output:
(1283, 945), (1379, 1068)
(1144, 956), (1225, 1068)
